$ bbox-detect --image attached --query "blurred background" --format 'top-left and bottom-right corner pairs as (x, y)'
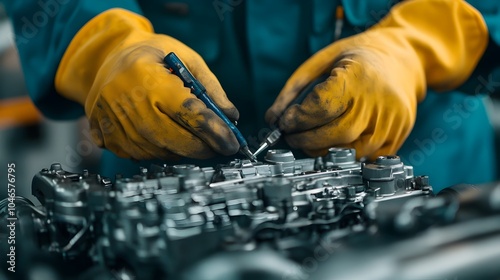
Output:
(0, 3), (101, 204)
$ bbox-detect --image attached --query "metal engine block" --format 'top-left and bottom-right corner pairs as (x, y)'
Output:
(23, 148), (433, 279)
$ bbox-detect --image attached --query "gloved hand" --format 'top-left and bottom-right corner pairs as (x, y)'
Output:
(266, 0), (487, 159)
(55, 9), (239, 160)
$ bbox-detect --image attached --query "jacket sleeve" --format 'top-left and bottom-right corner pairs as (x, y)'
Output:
(2, 0), (143, 120)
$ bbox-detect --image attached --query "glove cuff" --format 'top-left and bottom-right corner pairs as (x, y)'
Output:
(373, 0), (488, 92)
(55, 8), (154, 105)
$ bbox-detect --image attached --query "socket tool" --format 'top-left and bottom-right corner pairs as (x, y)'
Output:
(253, 73), (331, 158)
(163, 52), (256, 162)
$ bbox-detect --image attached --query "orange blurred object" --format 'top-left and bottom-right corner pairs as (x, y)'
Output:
(0, 96), (42, 129)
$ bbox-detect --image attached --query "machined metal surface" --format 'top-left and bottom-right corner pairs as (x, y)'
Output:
(3, 148), (500, 280)
(10, 148), (435, 279)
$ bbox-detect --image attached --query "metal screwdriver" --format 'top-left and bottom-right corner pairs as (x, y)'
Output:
(253, 73), (331, 158)
(163, 52), (256, 162)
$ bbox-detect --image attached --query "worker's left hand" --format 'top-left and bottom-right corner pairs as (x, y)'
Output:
(54, 9), (240, 160)
(266, 0), (488, 159)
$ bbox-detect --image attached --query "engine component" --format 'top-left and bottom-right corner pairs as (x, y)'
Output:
(5, 148), (435, 279)
(314, 198), (500, 280)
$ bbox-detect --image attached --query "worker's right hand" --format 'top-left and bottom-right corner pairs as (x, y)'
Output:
(266, 0), (488, 160)
(55, 9), (239, 160)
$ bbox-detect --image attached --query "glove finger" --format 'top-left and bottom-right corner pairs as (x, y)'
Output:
(96, 92), (216, 159)
(278, 57), (359, 134)
(110, 108), (187, 160)
(152, 76), (240, 156)
(184, 55), (240, 121)
(92, 113), (133, 159)
(265, 45), (351, 125)
(97, 49), (239, 158)
(265, 67), (329, 126)
(127, 139), (164, 161)
(87, 102), (130, 158)
(366, 120), (411, 160)
(283, 98), (372, 151)
(284, 116), (358, 151)
(112, 56), (240, 157)
(129, 132), (183, 161)
(159, 99), (239, 156)
(118, 100), (217, 159)
(125, 44), (239, 123)
(95, 104), (179, 160)
(154, 35), (239, 121)
(88, 118), (104, 147)
(141, 106), (218, 159)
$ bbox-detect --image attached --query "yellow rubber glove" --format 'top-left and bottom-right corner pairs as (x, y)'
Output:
(55, 9), (239, 160)
(266, 0), (488, 159)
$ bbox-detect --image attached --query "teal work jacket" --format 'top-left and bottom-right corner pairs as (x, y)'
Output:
(4, 0), (500, 192)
